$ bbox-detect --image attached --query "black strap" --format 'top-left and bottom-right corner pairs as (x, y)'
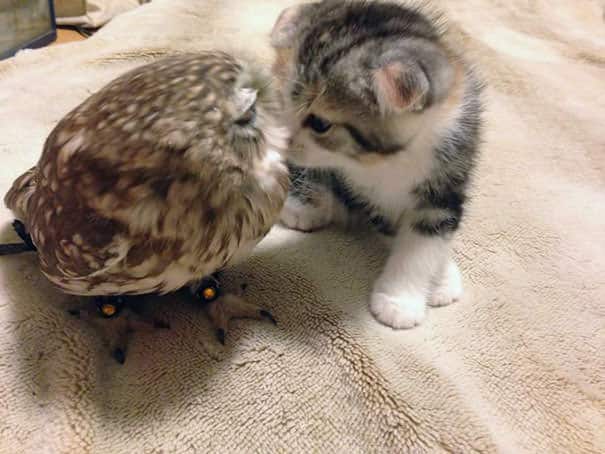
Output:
(0, 243), (35, 255)
(12, 220), (37, 251)
(0, 220), (37, 256)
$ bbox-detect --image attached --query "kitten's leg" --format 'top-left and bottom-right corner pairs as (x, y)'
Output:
(429, 258), (463, 307)
(370, 226), (449, 329)
(280, 189), (345, 232)
(280, 165), (347, 232)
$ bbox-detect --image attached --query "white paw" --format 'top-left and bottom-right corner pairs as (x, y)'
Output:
(280, 196), (332, 232)
(429, 260), (463, 307)
(369, 290), (427, 329)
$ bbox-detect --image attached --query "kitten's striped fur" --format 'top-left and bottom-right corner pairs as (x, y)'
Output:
(271, 0), (484, 328)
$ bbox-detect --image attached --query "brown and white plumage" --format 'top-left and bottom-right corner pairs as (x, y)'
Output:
(4, 52), (289, 360)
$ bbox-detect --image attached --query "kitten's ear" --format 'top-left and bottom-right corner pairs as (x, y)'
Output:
(372, 61), (430, 113)
(270, 5), (305, 48)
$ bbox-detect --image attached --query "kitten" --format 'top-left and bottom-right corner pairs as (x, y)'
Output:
(270, 0), (484, 328)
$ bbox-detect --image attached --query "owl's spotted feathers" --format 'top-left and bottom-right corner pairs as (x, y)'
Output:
(5, 52), (289, 297)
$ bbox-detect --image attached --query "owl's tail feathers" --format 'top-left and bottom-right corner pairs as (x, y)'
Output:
(0, 220), (37, 255)
(4, 166), (38, 222)
(2, 167), (39, 255)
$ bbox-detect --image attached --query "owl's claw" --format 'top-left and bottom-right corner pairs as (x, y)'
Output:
(216, 328), (226, 345)
(67, 296), (170, 364)
(205, 293), (276, 344)
(153, 319), (171, 330)
(259, 309), (277, 325)
(112, 347), (126, 365)
(67, 308), (82, 318)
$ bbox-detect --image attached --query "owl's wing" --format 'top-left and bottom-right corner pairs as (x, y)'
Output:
(27, 156), (185, 294)
(33, 196), (185, 296)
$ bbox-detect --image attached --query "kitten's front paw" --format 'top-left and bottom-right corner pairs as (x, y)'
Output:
(280, 196), (332, 232)
(369, 291), (427, 329)
(429, 260), (463, 307)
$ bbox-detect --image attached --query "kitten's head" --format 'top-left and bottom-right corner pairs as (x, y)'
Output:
(271, 0), (457, 168)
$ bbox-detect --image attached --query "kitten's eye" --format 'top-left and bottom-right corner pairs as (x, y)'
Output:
(235, 104), (257, 126)
(304, 114), (332, 134)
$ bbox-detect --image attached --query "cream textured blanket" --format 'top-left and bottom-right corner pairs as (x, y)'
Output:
(0, 1), (603, 452)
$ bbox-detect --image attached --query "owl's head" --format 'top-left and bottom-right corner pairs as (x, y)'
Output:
(69, 52), (289, 176)
(224, 54), (289, 157)
(167, 52), (289, 171)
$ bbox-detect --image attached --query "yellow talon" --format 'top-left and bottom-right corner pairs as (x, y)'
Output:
(202, 287), (216, 300)
(101, 303), (117, 317)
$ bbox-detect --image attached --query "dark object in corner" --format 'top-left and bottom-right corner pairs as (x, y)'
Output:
(0, 0), (57, 60)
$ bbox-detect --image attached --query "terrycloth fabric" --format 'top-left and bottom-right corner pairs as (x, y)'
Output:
(0, 1), (603, 452)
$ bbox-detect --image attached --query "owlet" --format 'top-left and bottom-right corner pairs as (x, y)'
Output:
(3, 52), (289, 363)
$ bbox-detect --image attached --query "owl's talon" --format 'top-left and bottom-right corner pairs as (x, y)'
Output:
(112, 347), (126, 364)
(67, 308), (81, 318)
(216, 328), (226, 345)
(153, 319), (171, 330)
(259, 309), (277, 325)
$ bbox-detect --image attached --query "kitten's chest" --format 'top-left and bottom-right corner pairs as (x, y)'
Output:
(340, 152), (434, 229)
(347, 173), (414, 224)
